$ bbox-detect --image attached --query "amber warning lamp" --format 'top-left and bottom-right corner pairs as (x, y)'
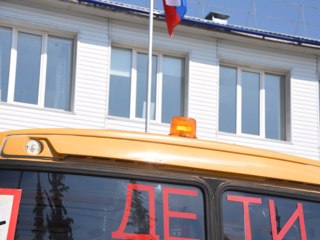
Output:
(170, 116), (197, 138)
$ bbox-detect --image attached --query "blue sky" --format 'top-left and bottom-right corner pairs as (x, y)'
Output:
(115, 0), (320, 40)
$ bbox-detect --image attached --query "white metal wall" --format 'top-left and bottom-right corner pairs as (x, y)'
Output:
(1, 1), (319, 160)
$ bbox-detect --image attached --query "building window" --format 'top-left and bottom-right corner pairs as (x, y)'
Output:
(219, 65), (287, 140)
(0, 27), (73, 111)
(109, 47), (185, 123)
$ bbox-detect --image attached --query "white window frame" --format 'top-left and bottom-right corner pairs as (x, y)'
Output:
(219, 64), (290, 141)
(2, 26), (74, 111)
(109, 46), (186, 124)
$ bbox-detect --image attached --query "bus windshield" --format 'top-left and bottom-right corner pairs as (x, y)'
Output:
(0, 169), (205, 240)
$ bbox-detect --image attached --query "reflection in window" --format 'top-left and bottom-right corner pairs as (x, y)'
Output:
(162, 56), (184, 123)
(136, 53), (157, 120)
(45, 36), (73, 111)
(219, 66), (237, 133)
(265, 74), (285, 140)
(108, 47), (185, 124)
(14, 32), (41, 104)
(0, 27), (12, 102)
(242, 71), (260, 135)
(0, 169), (205, 239)
(109, 47), (131, 118)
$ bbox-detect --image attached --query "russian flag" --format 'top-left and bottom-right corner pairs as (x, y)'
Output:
(163, 0), (187, 37)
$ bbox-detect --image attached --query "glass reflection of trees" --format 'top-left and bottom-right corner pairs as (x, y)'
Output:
(32, 173), (73, 239)
(4, 170), (205, 240)
(127, 180), (150, 234)
(32, 173), (47, 239)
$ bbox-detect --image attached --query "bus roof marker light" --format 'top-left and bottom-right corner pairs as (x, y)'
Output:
(170, 116), (197, 138)
(25, 140), (43, 155)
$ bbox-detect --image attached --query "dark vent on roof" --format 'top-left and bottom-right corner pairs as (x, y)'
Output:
(205, 12), (229, 24)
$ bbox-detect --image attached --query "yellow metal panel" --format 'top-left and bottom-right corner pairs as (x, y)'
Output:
(0, 129), (320, 185)
(2, 136), (55, 158)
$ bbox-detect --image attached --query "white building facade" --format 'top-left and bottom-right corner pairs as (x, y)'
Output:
(1, 0), (320, 160)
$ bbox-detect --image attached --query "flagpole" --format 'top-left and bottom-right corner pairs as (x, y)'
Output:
(145, 0), (154, 133)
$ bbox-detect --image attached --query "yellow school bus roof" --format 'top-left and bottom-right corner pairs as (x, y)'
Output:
(0, 128), (319, 185)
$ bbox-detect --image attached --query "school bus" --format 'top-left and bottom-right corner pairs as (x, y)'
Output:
(1, 117), (320, 240)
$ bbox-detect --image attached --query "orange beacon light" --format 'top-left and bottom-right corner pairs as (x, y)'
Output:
(169, 116), (197, 138)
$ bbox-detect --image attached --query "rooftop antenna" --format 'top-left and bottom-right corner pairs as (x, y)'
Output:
(190, 0), (204, 18)
(246, 0), (258, 28)
(200, 0), (205, 18)
(295, 3), (308, 37)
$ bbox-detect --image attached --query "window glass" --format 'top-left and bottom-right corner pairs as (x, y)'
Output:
(45, 36), (73, 111)
(109, 47), (132, 117)
(219, 66), (237, 133)
(0, 169), (205, 240)
(242, 71), (260, 135)
(0, 27), (11, 102)
(108, 47), (185, 123)
(14, 32), (41, 104)
(219, 65), (287, 139)
(162, 56), (184, 123)
(265, 73), (285, 140)
(2, 28), (73, 110)
(222, 190), (320, 240)
(136, 53), (157, 120)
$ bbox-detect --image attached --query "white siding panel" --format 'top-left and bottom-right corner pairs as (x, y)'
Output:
(106, 118), (171, 135)
(188, 44), (218, 140)
(0, 105), (102, 131)
(291, 76), (319, 159)
(106, 118), (149, 133)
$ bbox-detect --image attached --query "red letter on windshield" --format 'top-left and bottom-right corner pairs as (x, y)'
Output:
(227, 195), (262, 240)
(163, 188), (199, 240)
(269, 200), (307, 240)
(112, 183), (159, 240)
